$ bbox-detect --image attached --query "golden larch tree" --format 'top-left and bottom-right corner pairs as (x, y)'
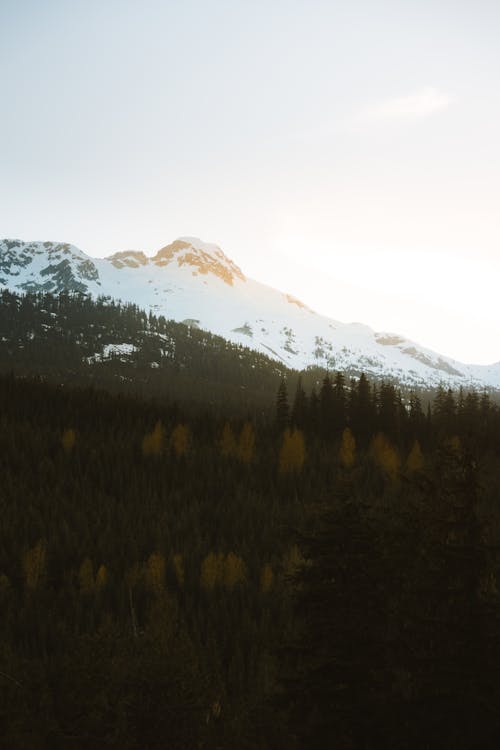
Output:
(95, 564), (108, 592)
(142, 420), (165, 457)
(171, 423), (190, 458)
(62, 428), (76, 454)
(339, 427), (356, 469)
(260, 563), (274, 593)
(406, 439), (425, 473)
(220, 422), (237, 458)
(223, 553), (247, 591)
(145, 552), (166, 594)
(282, 544), (306, 579)
(237, 422), (255, 464)
(279, 428), (306, 475)
(200, 552), (225, 591)
(445, 435), (462, 455)
(23, 539), (46, 590)
(370, 433), (400, 479)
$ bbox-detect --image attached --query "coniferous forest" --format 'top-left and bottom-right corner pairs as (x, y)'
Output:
(1, 295), (500, 748)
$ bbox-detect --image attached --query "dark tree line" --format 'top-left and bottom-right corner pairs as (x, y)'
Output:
(276, 373), (499, 454)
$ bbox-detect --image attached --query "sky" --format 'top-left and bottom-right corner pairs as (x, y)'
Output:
(1, 0), (499, 364)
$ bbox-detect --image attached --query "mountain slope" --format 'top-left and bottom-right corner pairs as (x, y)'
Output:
(0, 289), (290, 412)
(1, 236), (499, 389)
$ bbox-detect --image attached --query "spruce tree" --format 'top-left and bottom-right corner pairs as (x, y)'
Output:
(276, 379), (290, 431)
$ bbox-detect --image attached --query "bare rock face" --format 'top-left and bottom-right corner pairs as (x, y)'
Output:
(0, 240), (100, 293)
(108, 251), (149, 269)
(152, 238), (245, 285)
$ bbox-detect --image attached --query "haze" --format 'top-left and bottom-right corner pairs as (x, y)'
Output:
(1, 0), (499, 364)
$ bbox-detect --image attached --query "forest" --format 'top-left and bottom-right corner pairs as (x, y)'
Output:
(0, 289), (289, 412)
(1, 363), (500, 748)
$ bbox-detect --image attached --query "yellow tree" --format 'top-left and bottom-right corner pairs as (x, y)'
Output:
(78, 557), (95, 594)
(200, 552), (225, 591)
(171, 423), (190, 458)
(95, 564), (109, 592)
(237, 422), (255, 464)
(339, 427), (356, 469)
(260, 563), (274, 593)
(145, 552), (166, 594)
(223, 553), (247, 591)
(142, 420), (165, 457)
(406, 439), (425, 473)
(282, 544), (306, 579)
(62, 428), (76, 454)
(279, 428), (306, 475)
(220, 422), (237, 458)
(23, 539), (46, 590)
(370, 433), (400, 479)
(445, 435), (462, 455)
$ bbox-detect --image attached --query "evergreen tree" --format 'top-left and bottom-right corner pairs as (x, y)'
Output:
(291, 377), (308, 429)
(319, 375), (333, 439)
(276, 379), (290, 431)
(283, 494), (389, 749)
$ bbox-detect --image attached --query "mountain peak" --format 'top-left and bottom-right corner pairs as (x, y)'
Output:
(107, 250), (149, 269)
(0, 238), (99, 293)
(151, 237), (246, 285)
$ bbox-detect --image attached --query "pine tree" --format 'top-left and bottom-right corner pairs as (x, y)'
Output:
(291, 377), (308, 429)
(319, 375), (333, 439)
(283, 496), (389, 749)
(332, 371), (347, 436)
(399, 443), (500, 747)
(276, 379), (290, 431)
(351, 373), (374, 446)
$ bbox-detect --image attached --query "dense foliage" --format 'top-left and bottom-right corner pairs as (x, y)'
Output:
(1, 293), (500, 748)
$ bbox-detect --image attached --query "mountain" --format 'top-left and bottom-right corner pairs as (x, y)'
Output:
(1, 236), (499, 389)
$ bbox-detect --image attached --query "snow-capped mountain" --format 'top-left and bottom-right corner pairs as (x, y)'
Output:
(1, 236), (499, 389)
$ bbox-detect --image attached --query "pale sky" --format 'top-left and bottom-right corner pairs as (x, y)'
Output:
(1, 0), (499, 364)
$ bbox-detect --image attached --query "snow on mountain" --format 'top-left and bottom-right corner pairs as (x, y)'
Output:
(1, 236), (499, 389)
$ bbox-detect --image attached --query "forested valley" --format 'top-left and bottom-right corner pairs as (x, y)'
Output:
(1, 294), (500, 748)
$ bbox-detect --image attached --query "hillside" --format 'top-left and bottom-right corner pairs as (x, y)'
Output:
(0, 289), (289, 412)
